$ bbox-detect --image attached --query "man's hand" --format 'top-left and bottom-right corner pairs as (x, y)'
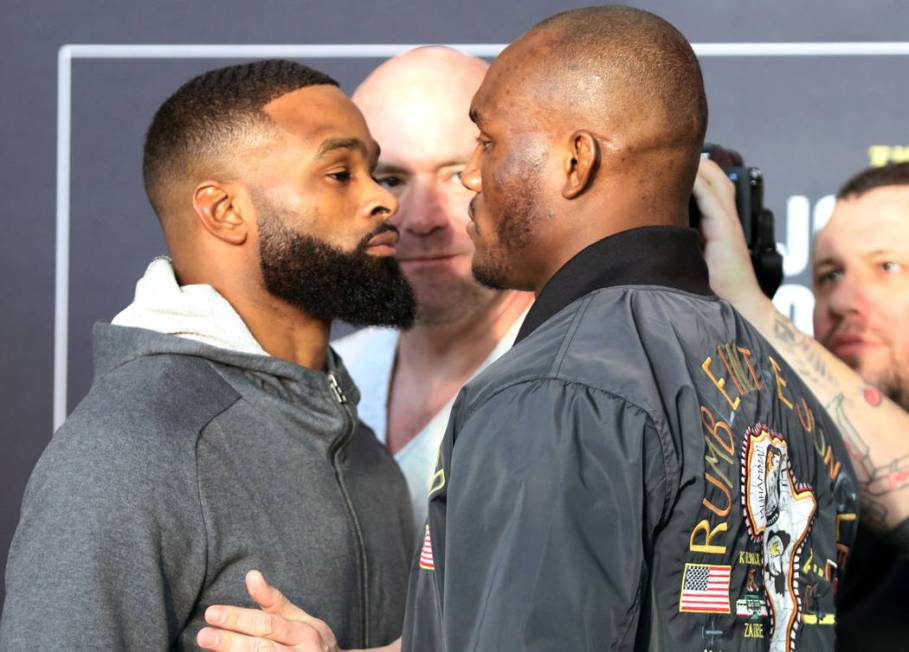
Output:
(196, 570), (340, 652)
(693, 157), (769, 318)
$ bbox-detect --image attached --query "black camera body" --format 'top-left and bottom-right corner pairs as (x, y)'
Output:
(690, 144), (784, 299)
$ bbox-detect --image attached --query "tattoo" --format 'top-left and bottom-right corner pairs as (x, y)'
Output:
(864, 386), (883, 407)
(771, 318), (833, 386)
(826, 393), (909, 531)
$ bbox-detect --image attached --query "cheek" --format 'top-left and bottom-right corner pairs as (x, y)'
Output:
(889, 292), (909, 352)
(812, 302), (833, 339)
(440, 190), (472, 230)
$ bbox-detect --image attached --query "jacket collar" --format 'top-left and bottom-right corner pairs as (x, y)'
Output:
(515, 225), (714, 344)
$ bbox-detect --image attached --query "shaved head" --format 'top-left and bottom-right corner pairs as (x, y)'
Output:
(354, 46), (488, 144)
(530, 6), (707, 146)
(462, 5), (709, 292)
(484, 6), (707, 204)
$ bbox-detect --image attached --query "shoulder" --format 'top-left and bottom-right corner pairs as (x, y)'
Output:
(78, 352), (240, 442)
(41, 353), (239, 492)
(466, 287), (721, 409)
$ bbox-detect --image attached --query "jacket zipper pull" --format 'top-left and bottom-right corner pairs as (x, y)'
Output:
(327, 372), (347, 404)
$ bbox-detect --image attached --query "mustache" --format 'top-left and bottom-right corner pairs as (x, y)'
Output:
(356, 223), (400, 250)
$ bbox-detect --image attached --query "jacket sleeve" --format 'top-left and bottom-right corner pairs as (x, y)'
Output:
(441, 379), (671, 651)
(0, 421), (207, 650)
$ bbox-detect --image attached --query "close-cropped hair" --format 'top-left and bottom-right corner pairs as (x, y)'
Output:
(142, 59), (338, 219)
(837, 162), (909, 200)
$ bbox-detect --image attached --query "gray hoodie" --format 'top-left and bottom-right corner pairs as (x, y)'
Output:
(1, 260), (413, 650)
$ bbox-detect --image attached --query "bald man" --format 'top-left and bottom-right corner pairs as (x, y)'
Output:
(399, 9), (853, 650)
(334, 47), (532, 528)
(199, 8), (858, 651)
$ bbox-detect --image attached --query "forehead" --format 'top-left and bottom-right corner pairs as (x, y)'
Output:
(470, 41), (556, 136)
(815, 186), (909, 258)
(470, 57), (511, 124)
(263, 85), (373, 149)
(357, 75), (479, 168)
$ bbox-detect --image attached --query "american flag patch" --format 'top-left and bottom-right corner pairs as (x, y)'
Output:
(679, 563), (731, 613)
(419, 524), (434, 571)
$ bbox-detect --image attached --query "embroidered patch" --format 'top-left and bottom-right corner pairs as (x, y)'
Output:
(741, 425), (817, 652)
(679, 563), (731, 613)
(800, 580), (836, 626)
(736, 568), (769, 621)
(419, 524), (435, 571)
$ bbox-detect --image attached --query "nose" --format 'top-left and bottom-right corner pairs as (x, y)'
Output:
(391, 176), (449, 236)
(366, 177), (399, 222)
(826, 272), (871, 319)
(460, 144), (483, 193)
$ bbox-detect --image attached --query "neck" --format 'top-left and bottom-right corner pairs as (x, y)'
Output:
(384, 288), (532, 453)
(532, 201), (689, 295)
(398, 289), (533, 371)
(225, 290), (331, 370)
(175, 252), (331, 370)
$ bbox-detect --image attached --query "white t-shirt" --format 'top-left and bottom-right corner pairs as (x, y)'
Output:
(333, 316), (525, 529)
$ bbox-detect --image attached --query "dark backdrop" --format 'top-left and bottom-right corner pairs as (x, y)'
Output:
(4, 0), (909, 605)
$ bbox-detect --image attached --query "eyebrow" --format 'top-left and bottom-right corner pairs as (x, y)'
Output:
(316, 137), (367, 157)
(374, 163), (409, 175)
(317, 137), (381, 166)
(814, 248), (903, 268)
(811, 256), (838, 269)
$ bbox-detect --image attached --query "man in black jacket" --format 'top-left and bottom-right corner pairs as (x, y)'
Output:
(397, 8), (856, 650)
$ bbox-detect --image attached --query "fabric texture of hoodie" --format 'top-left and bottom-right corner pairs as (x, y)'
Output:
(1, 259), (414, 650)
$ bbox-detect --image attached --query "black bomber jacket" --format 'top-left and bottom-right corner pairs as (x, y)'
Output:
(402, 226), (858, 651)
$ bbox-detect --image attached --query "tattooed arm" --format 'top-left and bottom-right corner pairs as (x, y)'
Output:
(694, 158), (909, 534)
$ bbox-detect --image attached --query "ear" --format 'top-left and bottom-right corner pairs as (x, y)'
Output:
(562, 130), (600, 199)
(192, 181), (248, 245)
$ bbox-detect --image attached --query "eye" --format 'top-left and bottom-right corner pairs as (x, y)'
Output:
(328, 170), (351, 183)
(476, 136), (493, 152)
(449, 170), (463, 184)
(881, 261), (903, 273)
(814, 268), (842, 286)
(374, 175), (403, 189)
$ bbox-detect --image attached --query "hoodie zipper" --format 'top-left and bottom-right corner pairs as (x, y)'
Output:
(326, 372), (370, 648)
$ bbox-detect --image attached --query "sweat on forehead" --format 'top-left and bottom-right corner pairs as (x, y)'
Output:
(482, 6), (706, 147)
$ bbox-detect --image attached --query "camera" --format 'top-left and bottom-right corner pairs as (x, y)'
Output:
(690, 144), (784, 299)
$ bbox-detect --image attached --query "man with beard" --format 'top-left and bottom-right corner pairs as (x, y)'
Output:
(0, 60), (415, 650)
(334, 47), (533, 529)
(814, 165), (909, 651)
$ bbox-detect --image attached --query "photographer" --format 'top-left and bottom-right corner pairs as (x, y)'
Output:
(695, 158), (909, 650)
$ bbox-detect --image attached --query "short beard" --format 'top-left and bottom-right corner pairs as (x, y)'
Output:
(258, 211), (415, 329)
(471, 165), (543, 291)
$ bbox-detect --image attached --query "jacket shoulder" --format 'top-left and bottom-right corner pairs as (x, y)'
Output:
(72, 352), (240, 444)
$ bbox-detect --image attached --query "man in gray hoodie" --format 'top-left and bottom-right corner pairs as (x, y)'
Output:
(0, 59), (416, 650)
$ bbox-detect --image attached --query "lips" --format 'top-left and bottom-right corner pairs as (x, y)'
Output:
(366, 229), (399, 248)
(826, 333), (878, 361)
(399, 253), (459, 263)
